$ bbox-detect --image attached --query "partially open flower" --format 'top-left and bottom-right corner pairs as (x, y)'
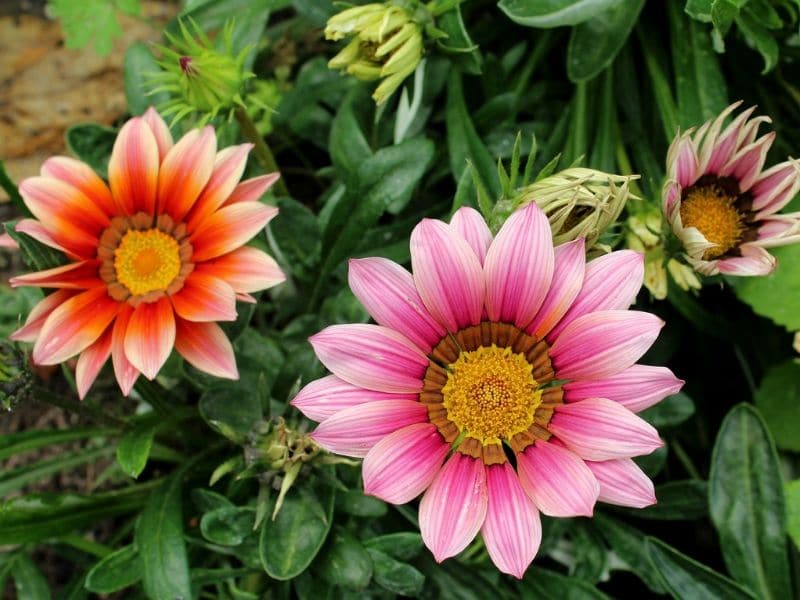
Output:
(663, 102), (800, 276)
(10, 108), (285, 398)
(325, 2), (424, 105)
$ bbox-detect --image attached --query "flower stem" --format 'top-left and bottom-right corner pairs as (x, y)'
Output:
(235, 107), (289, 197)
(33, 385), (127, 429)
(672, 439), (702, 480)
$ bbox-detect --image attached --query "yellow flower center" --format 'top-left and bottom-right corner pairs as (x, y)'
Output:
(442, 345), (543, 446)
(114, 229), (181, 297)
(680, 183), (744, 260)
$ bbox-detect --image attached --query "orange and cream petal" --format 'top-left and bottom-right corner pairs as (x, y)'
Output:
(76, 326), (113, 399)
(170, 272), (237, 322)
(190, 202), (278, 262)
(14, 219), (74, 257)
(195, 246), (285, 294)
(224, 173), (281, 205)
(112, 305), (140, 396)
(158, 126), (217, 222)
(41, 156), (116, 217)
(10, 260), (101, 290)
(142, 106), (174, 161)
(108, 117), (160, 215)
(187, 144), (253, 232)
(174, 318), (238, 380)
(32, 287), (119, 365)
(10, 289), (76, 343)
(123, 297), (176, 380)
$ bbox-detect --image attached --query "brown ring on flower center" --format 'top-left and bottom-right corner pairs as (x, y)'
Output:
(97, 211), (194, 306)
(421, 322), (563, 465)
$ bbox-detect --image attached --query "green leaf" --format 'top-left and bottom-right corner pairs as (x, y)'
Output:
(366, 548), (425, 596)
(200, 507), (255, 546)
(85, 545), (141, 594)
(135, 473), (191, 600)
(317, 529), (373, 590)
(436, 5), (482, 74)
(13, 554), (51, 600)
(0, 161), (29, 217)
(259, 483), (335, 580)
(0, 427), (110, 461)
(124, 42), (165, 115)
(199, 384), (263, 443)
(786, 479), (800, 551)
(446, 72), (501, 200)
(498, 0), (619, 27)
(708, 404), (791, 600)
(49, 0), (140, 56)
(116, 420), (157, 479)
(685, 0), (713, 21)
(567, 0), (645, 83)
(637, 480), (708, 520)
(329, 88), (373, 179)
(731, 245), (800, 330)
(0, 445), (113, 497)
(518, 566), (612, 599)
(710, 0), (740, 35)
(65, 124), (117, 179)
(363, 532), (423, 561)
(639, 392), (696, 428)
(645, 537), (756, 599)
(594, 514), (666, 593)
(5, 222), (67, 272)
(753, 361), (800, 452)
(735, 13), (779, 73)
(270, 197), (321, 282)
(337, 490), (387, 517)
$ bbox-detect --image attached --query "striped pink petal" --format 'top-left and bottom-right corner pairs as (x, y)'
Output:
(586, 458), (656, 508)
(362, 423), (449, 503)
(419, 453), (488, 562)
(108, 117), (159, 215)
(753, 160), (800, 216)
(702, 105), (753, 174)
(449, 207), (493, 264)
(76, 326), (113, 399)
(526, 238), (585, 339)
(667, 135), (699, 187)
(9, 290), (75, 343)
(224, 173), (280, 205)
(348, 257), (445, 353)
(10, 260), (101, 290)
(41, 156), (115, 217)
(564, 364), (684, 413)
(311, 400), (427, 458)
(141, 106), (174, 161)
(516, 440), (598, 517)
(195, 246), (285, 294)
(550, 398), (663, 461)
(548, 250), (644, 341)
(187, 144), (253, 232)
(720, 132), (775, 192)
(190, 202), (278, 262)
(716, 244), (776, 276)
(14, 219), (73, 257)
(484, 203), (554, 329)
(170, 272), (237, 322)
(550, 310), (663, 380)
(174, 319), (238, 380)
(112, 305), (140, 396)
(694, 102), (740, 173)
(754, 217), (800, 248)
(310, 324), (428, 393)
(123, 296), (175, 380)
(410, 218), (484, 332)
(158, 126), (217, 221)
(481, 463), (541, 579)
(291, 374), (418, 422)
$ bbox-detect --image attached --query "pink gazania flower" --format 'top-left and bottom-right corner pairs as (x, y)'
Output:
(9, 108), (285, 398)
(663, 101), (800, 276)
(292, 203), (682, 578)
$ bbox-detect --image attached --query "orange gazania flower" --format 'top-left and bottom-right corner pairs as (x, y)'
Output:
(10, 108), (285, 398)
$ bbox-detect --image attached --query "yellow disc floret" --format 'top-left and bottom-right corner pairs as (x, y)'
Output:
(442, 345), (542, 445)
(680, 184), (744, 260)
(114, 229), (181, 296)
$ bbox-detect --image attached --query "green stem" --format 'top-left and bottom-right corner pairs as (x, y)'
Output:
(33, 386), (127, 429)
(59, 534), (112, 558)
(672, 439), (702, 480)
(235, 107), (289, 197)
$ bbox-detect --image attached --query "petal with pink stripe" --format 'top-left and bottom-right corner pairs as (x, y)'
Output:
(9, 290), (76, 343)
(564, 364), (684, 413)
(586, 458), (656, 508)
(187, 144), (253, 232)
(158, 126), (217, 221)
(174, 319), (238, 380)
(108, 117), (159, 215)
(170, 272), (237, 322)
(76, 326), (113, 399)
(112, 305), (140, 396)
(196, 246), (285, 294)
(449, 207), (493, 264)
(123, 296), (176, 380)
(141, 106), (174, 160)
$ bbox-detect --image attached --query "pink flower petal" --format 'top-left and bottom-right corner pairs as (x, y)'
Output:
(224, 173), (281, 205)
(586, 458), (656, 508)
(516, 440), (598, 517)
(108, 117), (159, 215)
(526, 238), (586, 339)
(550, 398), (663, 461)
(484, 203), (554, 330)
(449, 207), (493, 264)
(10, 260), (101, 290)
(196, 246), (285, 294)
(310, 324), (428, 393)
(141, 106), (174, 160)
(112, 305), (140, 396)
(158, 126), (217, 221)
(753, 160), (800, 216)
(14, 219), (74, 257)
(362, 423), (450, 503)
(716, 244), (776, 276)
(720, 133), (775, 192)
(667, 134), (699, 187)
(702, 104), (753, 174)
(187, 144), (253, 232)
(311, 400), (427, 457)
(348, 257), (445, 353)
(75, 326), (113, 399)
(190, 202), (278, 262)
(9, 290), (76, 343)
(291, 374), (418, 422)
(548, 250), (644, 342)
(564, 364), (684, 413)
(410, 218), (484, 332)
(123, 297), (176, 380)
(419, 453), (488, 562)
(754, 217), (800, 249)
(550, 310), (663, 380)
(170, 272), (237, 322)
(41, 156), (116, 217)
(481, 463), (542, 579)
(174, 318), (238, 380)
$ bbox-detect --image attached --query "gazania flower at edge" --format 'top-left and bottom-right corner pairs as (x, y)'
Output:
(292, 203), (683, 578)
(10, 107), (285, 398)
(663, 101), (800, 276)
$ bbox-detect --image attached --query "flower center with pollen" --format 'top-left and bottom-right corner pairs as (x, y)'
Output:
(442, 346), (541, 445)
(114, 230), (181, 296)
(680, 182), (744, 260)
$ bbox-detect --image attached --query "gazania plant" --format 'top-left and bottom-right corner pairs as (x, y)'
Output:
(2, 1), (799, 599)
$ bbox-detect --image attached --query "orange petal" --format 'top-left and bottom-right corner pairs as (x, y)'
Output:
(142, 106), (174, 161)
(190, 202), (278, 262)
(112, 304), (140, 395)
(32, 287), (120, 365)
(224, 173), (280, 205)
(15, 219), (76, 258)
(175, 318), (238, 380)
(41, 156), (116, 217)
(186, 144), (252, 232)
(196, 246), (285, 293)
(10, 289), (76, 343)
(76, 326), (113, 399)
(10, 260), (101, 290)
(108, 117), (159, 215)
(123, 297), (176, 380)
(157, 126), (217, 221)
(170, 272), (237, 322)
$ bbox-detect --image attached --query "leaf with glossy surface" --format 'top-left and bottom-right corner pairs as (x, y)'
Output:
(518, 566), (612, 599)
(363, 532), (423, 561)
(85, 545), (141, 594)
(367, 548), (425, 596)
(640, 392), (696, 428)
(12, 554), (51, 600)
(753, 361), (800, 452)
(786, 479), (800, 550)
(732, 245), (800, 330)
(637, 480), (708, 520)
(200, 506), (255, 546)
(317, 529), (373, 590)
(498, 0), (618, 27)
(116, 420), (157, 479)
(709, 404), (791, 600)
(595, 514), (666, 593)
